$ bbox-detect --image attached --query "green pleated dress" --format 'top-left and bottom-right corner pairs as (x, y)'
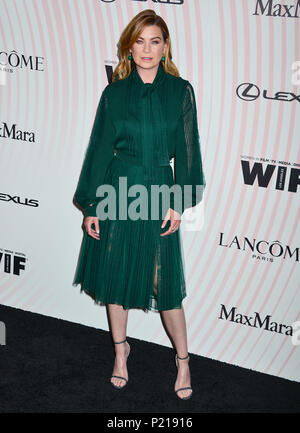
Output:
(72, 62), (206, 312)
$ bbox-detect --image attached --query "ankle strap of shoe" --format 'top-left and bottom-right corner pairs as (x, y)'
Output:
(177, 354), (189, 360)
(114, 339), (127, 344)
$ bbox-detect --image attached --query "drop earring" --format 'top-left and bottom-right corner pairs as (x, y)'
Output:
(161, 55), (165, 61)
(128, 52), (133, 60)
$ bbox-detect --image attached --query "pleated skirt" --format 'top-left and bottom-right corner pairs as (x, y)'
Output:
(72, 154), (186, 312)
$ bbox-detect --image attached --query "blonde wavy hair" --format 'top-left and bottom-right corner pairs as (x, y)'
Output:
(112, 9), (180, 82)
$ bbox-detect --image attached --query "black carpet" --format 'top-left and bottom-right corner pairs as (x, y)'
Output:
(0, 303), (299, 414)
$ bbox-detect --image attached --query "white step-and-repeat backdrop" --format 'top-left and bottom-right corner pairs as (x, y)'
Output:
(1, 0), (299, 382)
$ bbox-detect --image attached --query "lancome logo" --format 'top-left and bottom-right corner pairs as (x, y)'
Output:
(253, 0), (300, 17)
(219, 304), (293, 336)
(0, 50), (44, 71)
(219, 233), (299, 262)
(0, 122), (35, 142)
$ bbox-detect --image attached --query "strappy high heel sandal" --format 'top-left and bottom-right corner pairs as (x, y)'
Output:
(174, 353), (193, 400)
(110, 339), (130, 389)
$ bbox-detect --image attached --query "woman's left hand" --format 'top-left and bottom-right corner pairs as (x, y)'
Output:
(160, 208), (181, 236)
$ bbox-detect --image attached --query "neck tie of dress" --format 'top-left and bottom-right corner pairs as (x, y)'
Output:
(127, 64), (170, 182)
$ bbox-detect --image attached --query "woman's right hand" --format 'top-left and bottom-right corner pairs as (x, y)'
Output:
(84, 216), (100, 240)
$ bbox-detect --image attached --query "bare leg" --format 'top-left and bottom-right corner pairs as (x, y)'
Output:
(107, 303), (129, 388)
(161, 306), (192, 399)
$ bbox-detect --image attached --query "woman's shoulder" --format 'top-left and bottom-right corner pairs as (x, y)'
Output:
(167, 71), (186, 83)
(100, 79), (126, 106)
(102, 79), (123, 94)
(167, 68), (191, 82)
(166, 73), (193, 101)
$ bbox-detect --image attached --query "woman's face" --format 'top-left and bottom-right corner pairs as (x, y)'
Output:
(130, 25), (167, 70)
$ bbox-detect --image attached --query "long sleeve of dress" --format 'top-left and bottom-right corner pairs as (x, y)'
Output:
(74, 85), (115, 217)
(172, 81), (206, 216)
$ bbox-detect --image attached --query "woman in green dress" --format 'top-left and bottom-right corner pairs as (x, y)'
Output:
(73, 10), (206, 400)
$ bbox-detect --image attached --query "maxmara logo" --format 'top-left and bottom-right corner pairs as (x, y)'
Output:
(0, 122), (35, 142)
(101, 0), (183, 4)
(219, 233), (299, 262)
(253, 0), (300, 17)
(219, 304), (293, 336)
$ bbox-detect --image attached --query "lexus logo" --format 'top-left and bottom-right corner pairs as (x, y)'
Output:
(236, 82), (300, 102)
(236, 83), (260, 101)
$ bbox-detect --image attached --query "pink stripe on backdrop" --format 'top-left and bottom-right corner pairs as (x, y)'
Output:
(242, 10), (299, 374)
(0, 1), (23, 304)
(43, 0), (65, 166)
(189, 0), (233, 351)
(183, 0), (214, 320)
(183, 0), (204, 265)
(251, 263), (300, 374)
(201, 1), (298, 377)
(223, 1), (298, 369)
(56, 0), (78, 170)
(63, 0), (83, 161)
(209, 0), (270, 361)
(39, 0), (58, 160)
(1, 2), (19, 170)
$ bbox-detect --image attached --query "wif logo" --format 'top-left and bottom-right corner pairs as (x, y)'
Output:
(0, 249), (26, 275)
(241, 159), (300, 193)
